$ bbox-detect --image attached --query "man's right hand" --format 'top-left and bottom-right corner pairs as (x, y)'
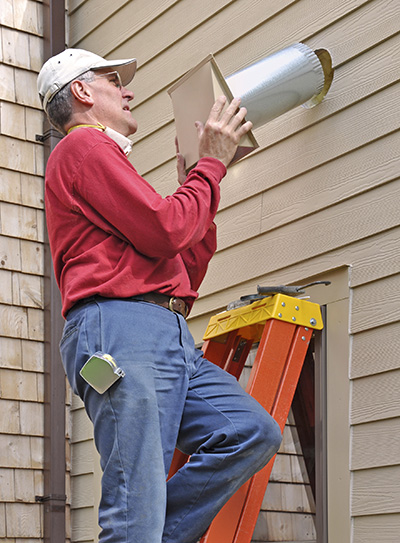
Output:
(196, 96), (253, 168)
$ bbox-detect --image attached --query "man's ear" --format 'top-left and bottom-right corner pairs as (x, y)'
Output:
(70, 79), (95, 106)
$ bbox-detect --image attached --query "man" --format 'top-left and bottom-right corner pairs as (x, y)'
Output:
(38, 48), (281, 543)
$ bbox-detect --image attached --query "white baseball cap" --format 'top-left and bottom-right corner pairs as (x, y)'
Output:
(38, 48), (137, 112)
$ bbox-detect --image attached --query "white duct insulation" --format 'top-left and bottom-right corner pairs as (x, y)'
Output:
(226, 43), (334, 128)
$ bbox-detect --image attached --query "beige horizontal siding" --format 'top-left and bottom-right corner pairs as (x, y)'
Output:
(71, 506), (96, 542)
(352, 465), (400, 516)
(69, 0), (131, 43)
(129, 0), (394, 158)
(71, 440), (97, 477)
(72, 0), (181, 53)
(68, 0), (89, 15)
(68, 0), (371, 160)
(351, 274), (400, 334)
(351, 369), (400, 425)
(353, 513), (400, 542)
(351, 321), (400, 378)
(69, 397), (99, 542)
(189, 228), (397, 346)
(224, 82), (400, 209)
(202, 179), (400, 296)
(71, 473), (96, 509)
(217, 133), (400, 250)
(66, 0), (400, 541)
(84, 0), (295, 92)
(71, 405), (94, 443)
(132, 0), (370, 115)
(351, 418), (400, 470)
(349, 260), (400, 540)
(139, 3), (398, 228)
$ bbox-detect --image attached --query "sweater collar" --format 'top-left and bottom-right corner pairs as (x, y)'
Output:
(67, 123), (133, 157)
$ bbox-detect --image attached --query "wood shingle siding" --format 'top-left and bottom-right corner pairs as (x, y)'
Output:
(0, 0), (47, 541)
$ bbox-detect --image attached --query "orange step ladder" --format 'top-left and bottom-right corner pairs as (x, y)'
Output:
(169, 291), (324, 543)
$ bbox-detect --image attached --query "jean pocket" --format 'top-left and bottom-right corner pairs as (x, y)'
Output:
(59, 318), (86, 396)
(60, 321), (78, 347)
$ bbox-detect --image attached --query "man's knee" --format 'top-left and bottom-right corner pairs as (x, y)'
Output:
(246, 410), (282, 466)
(263, 415), (282, 458)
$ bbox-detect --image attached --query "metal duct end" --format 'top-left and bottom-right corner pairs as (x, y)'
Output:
(226, 43), (334, 128)
(303, 48), (334, 109)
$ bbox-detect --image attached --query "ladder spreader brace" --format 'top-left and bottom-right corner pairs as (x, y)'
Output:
(168, 292), (324, 543)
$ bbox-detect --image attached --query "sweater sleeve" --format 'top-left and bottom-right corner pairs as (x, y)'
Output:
(72, 140), (226, 259)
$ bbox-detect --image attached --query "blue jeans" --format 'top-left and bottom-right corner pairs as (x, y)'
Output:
(60, 297), (282, 543)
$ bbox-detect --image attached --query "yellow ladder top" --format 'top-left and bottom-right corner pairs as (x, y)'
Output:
(203, 293), (323, 341)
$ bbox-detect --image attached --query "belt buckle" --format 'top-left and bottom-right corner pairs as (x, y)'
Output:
(168, 297), (187, 318)
(168, 297), (178, 314)
(168, 296), (176, 313)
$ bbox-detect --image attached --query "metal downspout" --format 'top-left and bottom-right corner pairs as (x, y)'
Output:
(40, 0), (66, 541)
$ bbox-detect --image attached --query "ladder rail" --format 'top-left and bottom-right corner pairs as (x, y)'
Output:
(233, 325), (313, 543)
(201, 320), (313, 543)
(167, 293), (323, 543)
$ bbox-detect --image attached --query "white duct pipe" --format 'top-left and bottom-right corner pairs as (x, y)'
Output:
(226, 43), (333, 128)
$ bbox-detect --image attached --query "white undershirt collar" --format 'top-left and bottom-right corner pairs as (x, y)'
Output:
(67, 123), (133, 157)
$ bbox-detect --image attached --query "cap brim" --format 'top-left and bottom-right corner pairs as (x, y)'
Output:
(92, 58), (137, 87)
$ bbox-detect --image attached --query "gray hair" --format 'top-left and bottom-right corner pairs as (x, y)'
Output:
(46, 70), (96, 135)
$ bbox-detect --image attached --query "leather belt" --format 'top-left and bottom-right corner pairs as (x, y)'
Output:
(69, 293), (189, 319)
(134, 292), (189, 318)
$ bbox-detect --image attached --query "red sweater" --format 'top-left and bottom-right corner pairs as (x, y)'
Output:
(45, 128), (226, 317)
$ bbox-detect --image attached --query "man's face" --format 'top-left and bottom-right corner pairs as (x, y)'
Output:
(87, 69), (138, 137)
